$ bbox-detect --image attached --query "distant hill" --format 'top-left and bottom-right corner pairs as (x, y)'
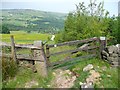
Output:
(1, 9), (67, 33)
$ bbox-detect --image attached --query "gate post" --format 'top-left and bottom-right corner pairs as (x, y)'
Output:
(10, 35), (18, 64)
(99, 37), (106, 59)
(34, 41), (48, 77)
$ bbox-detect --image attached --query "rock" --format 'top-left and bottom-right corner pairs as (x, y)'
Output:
(83, 64), (94, 72)
(108, 45), (118, 54)
(107, 75), (111, 78)
(112, 54), (118, 57)
(86, 70), (100, 84)
(79, 82), (83, 85)
(102, 50), (109, 57)
(89, 70), (96, 74)
(86, 76), (95, 83)
(81, 82), (94, 88)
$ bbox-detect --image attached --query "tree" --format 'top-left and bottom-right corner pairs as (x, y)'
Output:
(1, 24), (10, 34)
(56, 0), (112, 43)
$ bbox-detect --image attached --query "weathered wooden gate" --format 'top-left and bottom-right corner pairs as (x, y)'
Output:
(1, 36), (107, 77)
(45, 37), (106, 69)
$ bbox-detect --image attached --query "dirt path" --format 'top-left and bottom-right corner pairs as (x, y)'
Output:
(51, 69), (77, 88)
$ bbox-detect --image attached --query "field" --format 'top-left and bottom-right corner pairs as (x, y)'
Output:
(1, 31), (53, 44)
(1, 9), (66, 33)
(1, 31), (119, 88)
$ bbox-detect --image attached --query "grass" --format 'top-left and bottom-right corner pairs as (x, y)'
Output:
(2, 66), (53, 88)
(1, 31), (52, 44)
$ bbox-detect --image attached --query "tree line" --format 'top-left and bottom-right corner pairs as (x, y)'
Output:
(55, 0), (119, 44)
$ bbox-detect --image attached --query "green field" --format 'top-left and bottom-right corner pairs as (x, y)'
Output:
(1, 31), (53, 44)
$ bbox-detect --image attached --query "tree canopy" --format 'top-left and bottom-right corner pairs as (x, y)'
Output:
(0, 24), (10, 34)
(55, 0), (118, 44)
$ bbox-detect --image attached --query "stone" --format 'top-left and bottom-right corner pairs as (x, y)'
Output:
(112, 54), (118, 57)
(86, 70), (100, 84)
(81, 82), (94, 88)
(83, 64), (94, 72)
(79, 82), (83, 85)
(108, 46), (114, 54)
(107, 75), (111, 78)
(102, 50), (109, 57)
(107, 57), (113, 61)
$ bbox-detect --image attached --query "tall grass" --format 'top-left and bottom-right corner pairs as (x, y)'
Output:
(2, 57), (18, 81)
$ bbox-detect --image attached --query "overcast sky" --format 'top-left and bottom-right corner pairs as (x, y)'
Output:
(1, 0), (119, 16)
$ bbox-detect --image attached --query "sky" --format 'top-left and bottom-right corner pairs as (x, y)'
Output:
(1, 0), (119, 16)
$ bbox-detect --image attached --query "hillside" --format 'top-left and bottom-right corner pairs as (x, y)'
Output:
(1, 9), (67, 33)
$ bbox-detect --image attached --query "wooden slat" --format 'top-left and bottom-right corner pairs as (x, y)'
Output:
(0, 42), (41, 50)
(50, 54), (96, 67)
(47, 37), (99, 48)
(50, 46), (99, 56)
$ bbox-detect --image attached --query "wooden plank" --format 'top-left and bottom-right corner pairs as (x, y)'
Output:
(0, 42), (41, 50)
(50, 46), (99, 56)
(47, 37), (99, 48)
(15, 45), (42, 50)
(50, 54), (96, 68)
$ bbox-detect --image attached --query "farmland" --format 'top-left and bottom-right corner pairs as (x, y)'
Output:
(1, 31), (52, 44)
(1, 9), (66, 33)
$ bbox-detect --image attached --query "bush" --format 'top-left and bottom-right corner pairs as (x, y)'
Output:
(1, 24), (10, 34)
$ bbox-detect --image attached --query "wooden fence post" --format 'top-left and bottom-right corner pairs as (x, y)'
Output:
(34, 41), (48, 77)
(46, 44), (50, 66)
(10, 35), (18, 64)
(99, 37), (106, 59)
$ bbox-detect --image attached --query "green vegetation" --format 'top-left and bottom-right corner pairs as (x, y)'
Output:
(2, 58), (18, 81)
(1, 9), (66, 33)
(2, 66), (53, 88)
(55, 0), (119, 44)
(2, 57), (118, 88)
(0, 24), (10, 34)
(1, 32), (52, 44)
